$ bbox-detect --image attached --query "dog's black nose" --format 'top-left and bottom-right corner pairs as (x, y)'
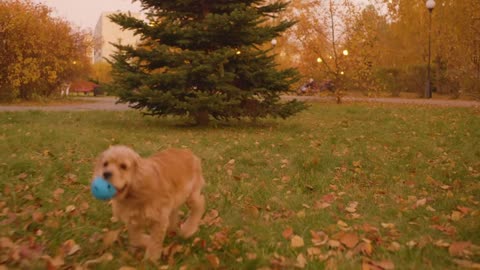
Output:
(103, 171), (112, 180)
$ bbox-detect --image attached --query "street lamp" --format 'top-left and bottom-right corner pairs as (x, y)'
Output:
(317, 57), (323, 63)
(425, 0), (435, 98)
(271, 38), (277, 46)
(342, 49), (349, 56)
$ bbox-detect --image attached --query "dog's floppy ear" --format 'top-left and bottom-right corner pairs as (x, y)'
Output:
(92, 152), (105, 180)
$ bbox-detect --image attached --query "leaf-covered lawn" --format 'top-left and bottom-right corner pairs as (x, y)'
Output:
(0, 103), (479, 269)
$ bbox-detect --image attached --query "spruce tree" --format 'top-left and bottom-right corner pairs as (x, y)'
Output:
(108, 0), (306, 124)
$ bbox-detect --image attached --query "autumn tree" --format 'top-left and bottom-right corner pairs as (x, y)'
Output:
(108, 0), (306, 125)
(0, 0), (91, 101)
(375, 0), (480, 97)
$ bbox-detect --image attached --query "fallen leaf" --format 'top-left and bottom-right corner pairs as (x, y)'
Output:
(102, 229), (121, 248)
(406, 240), (417, 248)
(310, 230), (329, 246)
(63, 239), (81, 256)
(450, 211), (463, 221)
(337, 220), (349, 228)
(457, 206), (471, 214)
(246, 253), (257, 260)
(374, 260), (395, 270)
(381, 223), (395, 229)
(17, 173), (28, 180)
(206, 254), (220, 269)
(328, 239), (341, 249)
(307, 247), (322, 256)
(345, 201), (358, 213)
(295, 253), (307, 268)
(83, 252), (113, 267)
(53, 188), (64, 200)
(355, 241), (373, 256)
(282, 227), (294, 240)
(32, 211), (45, 222)
(42, 255), (64, 270)
(415, 198), (427, 208)
(387, 242), (401, 252)
(340, 233), (359, 249)
(449, 241), (471, 257)
(291, 235), (305, 248)
(434, 239), (450, 247)
(452, 259), (480, 269)
(65, 205), (76, 213)
(118, 267), (137, 270)
(426, 206), (436, 212)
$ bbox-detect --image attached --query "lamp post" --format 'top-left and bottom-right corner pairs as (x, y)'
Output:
(425, 0), (435, 98)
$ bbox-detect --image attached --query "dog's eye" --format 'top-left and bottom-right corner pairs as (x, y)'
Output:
(103, 161), (108, 167)
(120, 163), (127, 170)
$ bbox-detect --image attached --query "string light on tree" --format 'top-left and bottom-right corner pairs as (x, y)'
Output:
(317, 57), (323, 63)
(342, 49), (349, 56)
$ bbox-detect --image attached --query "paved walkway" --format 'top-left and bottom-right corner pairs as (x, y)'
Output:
(0, 97), (131, 112)
(284, 95), (480, 108)
(0, 96), (478, 112)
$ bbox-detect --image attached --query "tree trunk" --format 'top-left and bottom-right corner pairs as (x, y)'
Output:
(193, 110), (210, 125)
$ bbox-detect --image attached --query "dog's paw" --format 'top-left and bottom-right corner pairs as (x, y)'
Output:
(179, 223), (198, 238)
(131, 234), (151, 248)
(144, 246), (162, 262)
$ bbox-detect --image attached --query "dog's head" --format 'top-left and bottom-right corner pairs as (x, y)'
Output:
(93, 145), (140, 199)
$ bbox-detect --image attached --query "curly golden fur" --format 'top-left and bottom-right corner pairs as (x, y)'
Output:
(92, 145), (206, 261)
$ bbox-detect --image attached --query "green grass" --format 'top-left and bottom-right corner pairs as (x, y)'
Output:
(0, 103), (479, 269)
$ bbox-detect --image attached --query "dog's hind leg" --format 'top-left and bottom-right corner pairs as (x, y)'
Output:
(179, 186), (205, 238)
(168, 208), (180, 233)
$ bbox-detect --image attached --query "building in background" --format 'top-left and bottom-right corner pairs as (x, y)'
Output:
(93, 12), (142, 63)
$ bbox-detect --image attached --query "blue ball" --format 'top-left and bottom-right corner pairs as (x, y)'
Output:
(91, 177), (117, 200)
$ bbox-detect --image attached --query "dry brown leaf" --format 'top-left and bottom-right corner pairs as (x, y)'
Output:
(452, 259), (480, 269)
(65, 205), (76, 213)
(295, 253), (307, 268)
(364, 258), (395, 270)
(291, 235), (305, 248)
(246, 253), (257, 260)
(53, 188), (64, 200)
(118, 267), (137, 270)
(345, 201), (358, 213)
(375, 260), (395, 270)
(83, 252), (113, 267)
(415, 198), (427, 207)
(328, 239), (341, 249)
(282, 226), (294, 240)
(355, 241), (373, 256)
(340, 232), (359, 249)
(449, 241), (471, 257)
(63, 239), (81, 256)
(337, 220), (349, 228)
(381, 223), (395, 229)
(450, 211), (463, 221)
(433, 239), (450, 247)
(102, 229), (121, 248)
(0, 237), (15, 249)
(206, 254), (220, 269)
(42, 255), (65, 270)
(307, 247), (322, 256)
(17, 173), (28, 180)
(387, 242), (401, 252)
(32, 211), (45, 222)
(310, 230), (329, 246)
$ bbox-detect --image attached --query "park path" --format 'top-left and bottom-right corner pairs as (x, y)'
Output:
(0, 96), (478, 112)
(284, 95), (480, 108)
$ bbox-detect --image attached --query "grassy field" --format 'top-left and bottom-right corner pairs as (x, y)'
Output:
(0, 103), (479, 269)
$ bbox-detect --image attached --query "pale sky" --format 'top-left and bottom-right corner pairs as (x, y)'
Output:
(32, 0), (143, 30)
(33, 0), (367, 30)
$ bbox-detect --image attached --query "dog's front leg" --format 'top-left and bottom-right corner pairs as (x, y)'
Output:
(144, 210), (169, 261)
(128, 221), (150, 248)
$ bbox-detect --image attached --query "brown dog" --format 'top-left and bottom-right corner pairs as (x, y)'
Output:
(92, 145), (206, 260)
